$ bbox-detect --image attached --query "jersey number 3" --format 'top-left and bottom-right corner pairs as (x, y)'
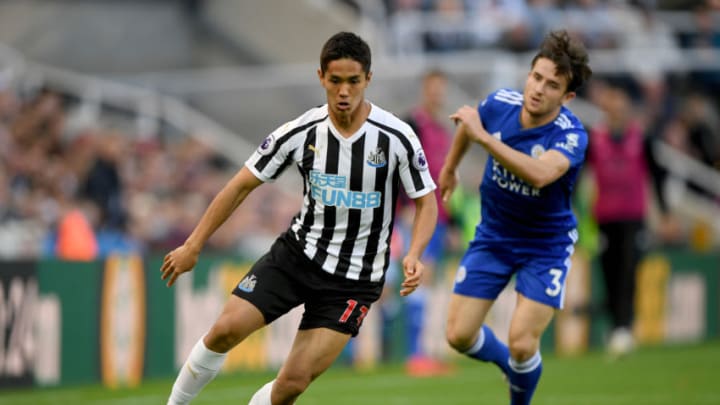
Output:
(545, 268), (563, 297)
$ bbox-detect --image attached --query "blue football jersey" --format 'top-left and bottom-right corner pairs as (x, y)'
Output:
(474, 89), (587, 248)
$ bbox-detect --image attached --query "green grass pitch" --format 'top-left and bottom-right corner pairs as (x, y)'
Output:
(4, 341), (719, 405)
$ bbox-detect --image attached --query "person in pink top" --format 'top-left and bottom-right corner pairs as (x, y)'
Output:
(587, 77), (678, 357)
(398, 69), (455, 375)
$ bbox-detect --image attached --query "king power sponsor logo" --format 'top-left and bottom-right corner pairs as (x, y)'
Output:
(491, 160), (540, 197)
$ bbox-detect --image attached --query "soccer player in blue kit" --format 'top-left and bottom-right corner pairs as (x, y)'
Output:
(439, 30), (592, 404)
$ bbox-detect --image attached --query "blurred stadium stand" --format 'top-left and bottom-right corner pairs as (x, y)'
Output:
(0, 0), (717, 258)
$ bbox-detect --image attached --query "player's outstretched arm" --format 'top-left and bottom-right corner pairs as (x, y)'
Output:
(160, 166), (263, 287)
(400, 192), (437, 296)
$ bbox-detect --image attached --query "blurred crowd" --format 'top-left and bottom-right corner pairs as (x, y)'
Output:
(358, 0), (720, 59)
(0, 0), (719, 261)
(0, 86), (301, 260)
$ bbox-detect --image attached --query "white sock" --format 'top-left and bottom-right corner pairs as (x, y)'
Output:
(248, 380), (275, 405)
(509, 350), (542, 373)
(167, 337), (228, 405)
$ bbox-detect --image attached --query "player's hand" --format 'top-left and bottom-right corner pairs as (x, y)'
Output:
(400, 255), (424, 296)
(438, 164), (459, 203)
(450, 105), (489, 145)
(160, 244), (200, 287)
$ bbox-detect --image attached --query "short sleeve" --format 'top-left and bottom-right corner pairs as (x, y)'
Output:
(397, 128), (437, 199)
(244, 122), (298, 183)
(549, 129), (588, 169)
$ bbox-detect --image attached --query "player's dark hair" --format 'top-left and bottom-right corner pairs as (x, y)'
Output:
(532, 30), (592, 93)
(320, 32), (371, 75)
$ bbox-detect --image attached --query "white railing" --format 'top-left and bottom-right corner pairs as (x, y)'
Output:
(3, 49), (256, 167)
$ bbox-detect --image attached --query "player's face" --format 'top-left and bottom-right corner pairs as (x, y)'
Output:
(523, 57), (575, 119)
(318, 58), (371, 123)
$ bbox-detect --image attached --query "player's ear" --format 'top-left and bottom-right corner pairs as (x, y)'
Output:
(562, 91), (576, 104)
(366, 71), (372, 84)
(317, 68), (324, 82)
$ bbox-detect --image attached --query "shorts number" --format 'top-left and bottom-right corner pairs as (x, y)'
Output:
(545, 269), (563, 297)
(339, 299), (369, 326)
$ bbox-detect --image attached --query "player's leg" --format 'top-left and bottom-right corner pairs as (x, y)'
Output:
(446, 244), (513, 376)
(168, 295), (266, 405)
(249, 327), (352, 404)
(506, 294), (554, 405)
(508, 240), (573, 405)
(249, 251), (382, 404)
(446, 293), (510, 374)
(169, 234), (305, 405)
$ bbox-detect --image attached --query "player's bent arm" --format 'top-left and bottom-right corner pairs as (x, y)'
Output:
(161, 166), (263, 286)
(450, 104), (570, 188)
(183, 166), (264, 253)
(481, 136), (570, 188)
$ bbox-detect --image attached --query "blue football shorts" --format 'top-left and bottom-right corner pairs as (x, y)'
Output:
(452, 238), (575, 309)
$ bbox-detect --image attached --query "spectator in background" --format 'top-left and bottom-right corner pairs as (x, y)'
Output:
(586, 77), (680, 357)
(677, 2), (720, 99)
(80, 131), (125, 230)
(674, 92), (720, 172)
(398, 69), (455, 376)
(54, 198), (99, 261)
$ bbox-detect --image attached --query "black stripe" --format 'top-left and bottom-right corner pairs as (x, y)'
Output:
(381, 167), (401, 283)
(254, 116), (326, 173)
(271, 156), (293, 180)
(367, 118), (425, 192)
(311, 130), (340, 268)
(335, 134), (366, 278)
(296, 127), (318, 244)
(360, 132), (391, 281)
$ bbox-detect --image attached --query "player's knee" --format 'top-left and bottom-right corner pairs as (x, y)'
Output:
(274, 373), (311, 399)
(205, 323), (241, 353)
(508, 335), (537, 362)
(446, 327), (474, 352)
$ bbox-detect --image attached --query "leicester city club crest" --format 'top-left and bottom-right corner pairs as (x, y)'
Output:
(531, 144), (546, 158)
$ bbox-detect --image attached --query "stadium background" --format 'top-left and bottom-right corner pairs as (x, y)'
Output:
(0, 0), (718, 403)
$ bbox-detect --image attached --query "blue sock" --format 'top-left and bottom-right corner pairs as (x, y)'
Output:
(464, 324), (510, 376)
(405, 287), (426, 357)
(508, 351), (543, 405)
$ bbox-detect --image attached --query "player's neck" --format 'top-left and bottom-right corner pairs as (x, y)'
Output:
(520, 107), (559, 129)
(331, 101), (371, 138)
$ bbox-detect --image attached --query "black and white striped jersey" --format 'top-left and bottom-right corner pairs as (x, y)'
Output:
(245, 102), (436, 282)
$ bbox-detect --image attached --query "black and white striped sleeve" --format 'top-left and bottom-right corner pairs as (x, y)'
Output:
(245, 121), (302, 183)
(396, 127), (436, 199)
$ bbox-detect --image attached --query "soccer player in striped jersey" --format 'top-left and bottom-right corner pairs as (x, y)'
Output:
(440, 30), (592, 405)
(160, 32), (437, 405)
